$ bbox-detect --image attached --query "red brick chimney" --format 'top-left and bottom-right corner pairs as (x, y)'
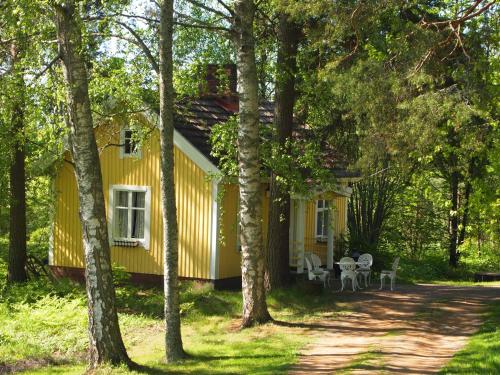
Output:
(201, 64), (239, 112)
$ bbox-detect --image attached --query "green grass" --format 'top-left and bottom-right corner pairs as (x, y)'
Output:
(439, 300), (500, 374)
(2, 234), (497, 374)
(391, 244), (500, 285)
(0, 238), (321, 374)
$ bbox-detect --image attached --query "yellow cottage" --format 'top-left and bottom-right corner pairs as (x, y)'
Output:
(50, 76), (356, 288)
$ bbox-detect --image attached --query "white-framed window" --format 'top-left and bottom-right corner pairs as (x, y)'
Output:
(119, 128), (141, 158)
(109, 185), (151, 249)
(315, 199), (329, 241)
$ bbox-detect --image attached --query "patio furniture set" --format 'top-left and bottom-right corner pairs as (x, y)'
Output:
(304, 252), (400, 292)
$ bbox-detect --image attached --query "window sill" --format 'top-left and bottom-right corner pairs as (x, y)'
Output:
(113, 240), (141, 248)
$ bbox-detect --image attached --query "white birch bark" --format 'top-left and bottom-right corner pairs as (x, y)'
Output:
(159, 0), (185, 362)
(54, 2), (130, 367)
(233, 0), (272, 327)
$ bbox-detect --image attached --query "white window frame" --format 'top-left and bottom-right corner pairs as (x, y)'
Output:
(315, 199), (329, 242)
(108, 185), (151, 249)
(119, 128), (142, 159)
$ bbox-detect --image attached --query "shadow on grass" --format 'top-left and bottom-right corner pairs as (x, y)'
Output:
(128, 352), (294, 375)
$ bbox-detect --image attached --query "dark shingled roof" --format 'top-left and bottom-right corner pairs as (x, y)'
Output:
(174, 97), (273, 164)
(173, 96), (360, 180)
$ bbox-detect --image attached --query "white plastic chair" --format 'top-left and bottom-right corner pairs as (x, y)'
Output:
(339, 257), (358, 292)
(355, 253), (373, 287)
(310, 253), (330, 284)
(380, 257), (400, 291)
(305, 258), (330, 287)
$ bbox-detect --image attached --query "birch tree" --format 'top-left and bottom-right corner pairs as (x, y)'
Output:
(159, 0), (185, 361)
(53, 1), (131, 367)
(233, 0), (272, 327)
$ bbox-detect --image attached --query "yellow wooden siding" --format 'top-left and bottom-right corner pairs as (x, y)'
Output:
(52, 121), (212, 279)
(217, 184), (269, 279)
(53, 160), (84, 268)
(218, 184), (240, 279)
(304, 195), (348, 263)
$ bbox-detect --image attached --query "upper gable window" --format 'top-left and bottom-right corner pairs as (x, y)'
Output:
(120, 128), (141, 158)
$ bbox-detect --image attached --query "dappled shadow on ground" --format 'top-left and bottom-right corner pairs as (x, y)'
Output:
(289, 283), (500, 374)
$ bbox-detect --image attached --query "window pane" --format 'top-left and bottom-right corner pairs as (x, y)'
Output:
(316, 212), (323, 236)
(132, 192), (145, 208)
(325, 200), (329, 208)
(117, 191), (128, 207)
(323, 211), (329, 236)
(123, 130), (138, 155)
(116, 208), (128, 237)
(124, 139), (132, 154)
(317, 200), (323, 209)
(131, 209), (144, 239)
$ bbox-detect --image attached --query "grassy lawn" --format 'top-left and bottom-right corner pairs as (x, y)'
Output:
(439, 300), (500, 374)
(0, 238), (345, 374)
(2, 236), (498, 374)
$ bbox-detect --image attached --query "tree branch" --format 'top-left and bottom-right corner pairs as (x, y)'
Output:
(174, 20), (231, 32)
(185, 0), (231, 20)
(216, 0), (234, 16)
(113, 20), (159, 73)
(32, 53), (61, 80)
(421, 0), (496, 29)
(109, 12), (159, 24)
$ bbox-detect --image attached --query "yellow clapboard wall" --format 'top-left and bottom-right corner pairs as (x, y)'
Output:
(52, 121), (213, 279)
(217, 184), (269, 279)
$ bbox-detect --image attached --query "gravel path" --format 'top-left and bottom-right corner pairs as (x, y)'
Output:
(289, 283), (500, 374)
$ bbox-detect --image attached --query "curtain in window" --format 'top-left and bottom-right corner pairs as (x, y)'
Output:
(131, 192), (145, 239)
(114, 190), (146, 240)
(316, 200), (329, 238)
(117, 208), (128, 238)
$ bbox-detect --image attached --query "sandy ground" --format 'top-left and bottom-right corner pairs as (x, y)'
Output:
(289, 283), (500, 374)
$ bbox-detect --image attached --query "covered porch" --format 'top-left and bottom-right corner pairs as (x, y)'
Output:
(289, 186), (352, 274)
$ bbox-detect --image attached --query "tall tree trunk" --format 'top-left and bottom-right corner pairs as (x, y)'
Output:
(54, 3), (130, 367)
(159, 0), (185, 362)
(233, 0), (272, 327)
(457, 180), (472, 247)
(448, 169), (460, 267)
(7, 43), (28, 283)
(266, 14), (299, 290)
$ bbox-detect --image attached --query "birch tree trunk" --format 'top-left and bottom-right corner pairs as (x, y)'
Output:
(266, 14), (300, 290)
(233, 0), (272, 327)
(54, 3), (130, 367)
(159, 0), (185, 362)
(7, 43), (28, 283)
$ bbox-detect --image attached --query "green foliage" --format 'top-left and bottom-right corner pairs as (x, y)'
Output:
(112, 263), (131, 286)
(210, 115), (239, 177)
(0, 295), (88, 363)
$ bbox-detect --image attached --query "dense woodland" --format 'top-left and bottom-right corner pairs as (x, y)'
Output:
(0, 0), (498, 371)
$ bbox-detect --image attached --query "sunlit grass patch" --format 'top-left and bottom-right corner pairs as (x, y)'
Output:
(439, 300), (500, 374)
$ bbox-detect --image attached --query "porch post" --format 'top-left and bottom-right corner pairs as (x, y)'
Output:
(327, 202), (334, 270)
(296, 199), (306, 274)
